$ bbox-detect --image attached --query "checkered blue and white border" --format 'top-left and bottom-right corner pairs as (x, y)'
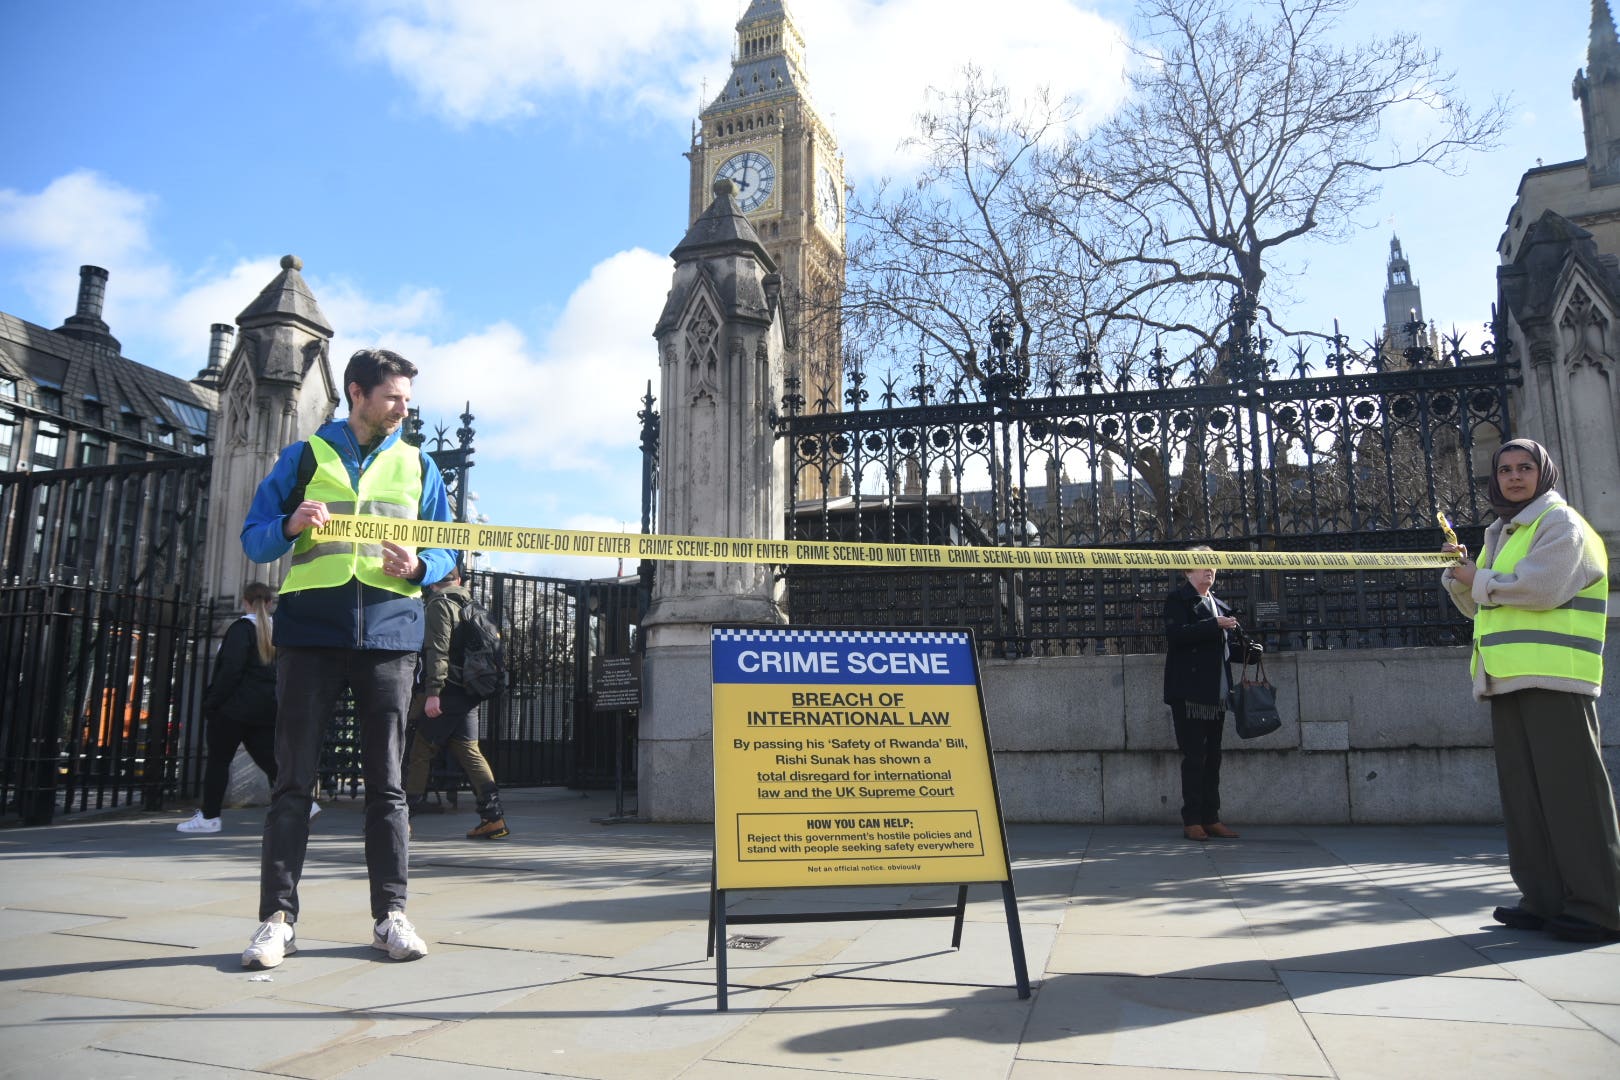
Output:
(713, 627), (968, 647)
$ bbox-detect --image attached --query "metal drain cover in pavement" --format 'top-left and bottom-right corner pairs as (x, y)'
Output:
(726, 934), (778, 950)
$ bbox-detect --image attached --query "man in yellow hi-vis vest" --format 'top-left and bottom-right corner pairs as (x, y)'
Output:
(238, 348), (455, 970)
(1443, 438), (1618, 944)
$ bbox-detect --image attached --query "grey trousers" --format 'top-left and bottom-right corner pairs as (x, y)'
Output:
(261, 647), (416, 923)
(1491, 688), (1620, 930)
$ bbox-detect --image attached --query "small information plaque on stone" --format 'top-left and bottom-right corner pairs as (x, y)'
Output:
(1253, 601), (1282, 624)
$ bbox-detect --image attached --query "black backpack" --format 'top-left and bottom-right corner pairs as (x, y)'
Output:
(450, 597), (507, 702)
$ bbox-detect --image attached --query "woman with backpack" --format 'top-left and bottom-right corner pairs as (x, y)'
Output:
(180, 582), (280, 834)
(405, 562), (508, 839)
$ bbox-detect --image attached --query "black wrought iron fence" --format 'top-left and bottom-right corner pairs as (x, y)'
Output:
(315, 570), (644, 797)
(0, 457), (216, 822)
(0, 582), (213, 823)
(779, 325), (1515, 656)
(0, 457), (212, 589)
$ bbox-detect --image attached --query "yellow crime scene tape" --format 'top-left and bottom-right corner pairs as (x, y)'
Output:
(319, 514), (1460, 572)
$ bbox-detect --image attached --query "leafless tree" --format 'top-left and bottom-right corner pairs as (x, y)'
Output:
(833, 0), (1506, 537)
(845, 0), (1509, 384)
(1059, 0), (1509, 345)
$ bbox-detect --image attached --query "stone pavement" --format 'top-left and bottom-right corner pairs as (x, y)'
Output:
(2, 789), (1618, 1079)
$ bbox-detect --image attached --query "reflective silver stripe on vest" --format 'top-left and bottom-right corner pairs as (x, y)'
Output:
(288, 500), (359, 566)
(1477, 629), (1605, 654)
(359, 500), (413, 518)
(292, 539), (353, 565)
(1561, 595), (1608, 614)
(350, 500), (406, 561)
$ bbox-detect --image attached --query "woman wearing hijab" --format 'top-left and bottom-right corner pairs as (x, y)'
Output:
(1162, 545), (1252, 841)
(1442, 438), (1618, 942)
(179, 583), (280, 834)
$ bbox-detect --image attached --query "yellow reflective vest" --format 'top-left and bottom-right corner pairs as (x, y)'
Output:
(280, 435), (423, 598)
(1472, 505), (1607, 688)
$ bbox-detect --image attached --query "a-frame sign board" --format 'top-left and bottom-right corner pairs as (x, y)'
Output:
(708, 624), (1030, 1011)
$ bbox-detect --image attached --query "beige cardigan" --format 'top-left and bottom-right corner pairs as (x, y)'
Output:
(1440, 491), (1608, 701)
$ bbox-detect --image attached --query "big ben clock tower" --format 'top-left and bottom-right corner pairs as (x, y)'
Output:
(689, 0), (845, 416)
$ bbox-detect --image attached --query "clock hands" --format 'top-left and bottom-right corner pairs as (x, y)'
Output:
(718, 152), (773, 211)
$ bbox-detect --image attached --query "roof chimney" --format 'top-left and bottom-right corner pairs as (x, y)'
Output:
(77, 265), (107, 320)
(56, 265), (121, 351)
(193, 323), (235, 390)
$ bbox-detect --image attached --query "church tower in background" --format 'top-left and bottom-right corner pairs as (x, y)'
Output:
(688, 0), (845, 417)
(1381, 235), (1424, 348)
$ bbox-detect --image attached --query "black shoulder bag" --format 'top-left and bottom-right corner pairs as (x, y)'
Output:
(1228, 651), (1282, 739)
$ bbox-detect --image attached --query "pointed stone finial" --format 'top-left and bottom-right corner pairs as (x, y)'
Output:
(713, 177), (738, 199)
(1592, 1), (1620, 72)
(281, 254), (303, 271)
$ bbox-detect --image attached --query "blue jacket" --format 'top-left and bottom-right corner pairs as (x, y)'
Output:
(242, 419), (455, 650)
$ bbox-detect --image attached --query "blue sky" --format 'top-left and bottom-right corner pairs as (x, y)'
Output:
(0, 0), (1584, 576)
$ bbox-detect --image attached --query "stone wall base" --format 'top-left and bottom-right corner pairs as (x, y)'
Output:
(636, 637), (1620, 825)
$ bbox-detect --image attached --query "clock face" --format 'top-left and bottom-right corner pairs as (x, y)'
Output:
(816, 165), (840, 227)
(715, 150), (776, 213)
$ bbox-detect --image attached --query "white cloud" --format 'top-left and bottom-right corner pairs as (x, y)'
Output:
(350, 0), (1130, 179)
(331, 247), (667, 475)
(0, 169), (173, 333)
(0, 169), (154, 262)
(794, 0), (1130, 176)
(352, 0), (732, 124)
(0, 170), (661, 543)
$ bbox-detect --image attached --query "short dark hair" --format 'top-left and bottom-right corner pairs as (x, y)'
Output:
(343, 348), (418, 409)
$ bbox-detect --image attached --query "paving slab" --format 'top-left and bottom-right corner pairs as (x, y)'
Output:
(17, 933), (375, 1010)
(92, 995), (446, 1079)
(588, 921), (862, 990)
(1302, 1012), (1620, 1079)
(0, 907), (110, 940)
(814, 916), (1054, 988)
(3, 793), (1618, 1080)
(1280, 969), (1587, 1027)
(2, 1046), (270, 1079)
(1, 928), (197, 991)
(680, 1061), (898, 1080)
(0, 987), (190, 1078)
(1480, 942), (1620, 1004)
(1010, 1063), (1282, 1080)
(401, 972), (784, 1079)
(710, 975), (1029, 1078)
(273, 941), (586, 1020)
(1060, 893), (1253, 939)
(1561, 1000), (1620, 1045)
(56, 910), (251, 950)
(1019, 972), (1331, 1075)
(340, 1054), (576, 1079)
(1046, 930), (1275, 981)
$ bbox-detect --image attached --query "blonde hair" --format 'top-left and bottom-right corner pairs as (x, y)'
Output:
(1181, 543), (1217, 578)
(242, 582), (276, 665)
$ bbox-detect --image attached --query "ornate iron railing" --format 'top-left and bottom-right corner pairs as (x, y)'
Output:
(779, 324), (1517, 656)
(0, 457), (213, 592)
(0, 582), (213, 823)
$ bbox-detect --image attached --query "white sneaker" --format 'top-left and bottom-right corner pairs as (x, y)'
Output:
(309, 801), (321, 820)
(242, 912), (296, 969)
(372, 910), (428, 961)
(177, 811), (220, 834)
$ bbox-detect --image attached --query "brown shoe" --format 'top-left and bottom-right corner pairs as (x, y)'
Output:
(467, 818), (509, 840)
(1205, 822), (1240, 839)
(1183, 824), (1209, 841)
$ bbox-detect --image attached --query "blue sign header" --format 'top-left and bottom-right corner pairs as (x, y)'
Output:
(712, 627), (977, 686)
